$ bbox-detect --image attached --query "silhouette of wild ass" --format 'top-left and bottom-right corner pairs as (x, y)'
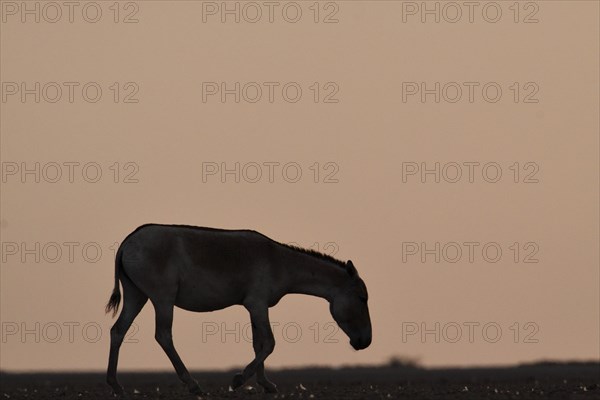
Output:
(106, 224), (372, 395)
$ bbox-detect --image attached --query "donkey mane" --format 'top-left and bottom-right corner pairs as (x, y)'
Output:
(278, 242), (347, 270)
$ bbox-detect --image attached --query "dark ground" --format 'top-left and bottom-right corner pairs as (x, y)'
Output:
(1, 362), (599, 400)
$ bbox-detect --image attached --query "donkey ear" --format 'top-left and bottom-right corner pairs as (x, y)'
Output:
(346, 260), (358, 277)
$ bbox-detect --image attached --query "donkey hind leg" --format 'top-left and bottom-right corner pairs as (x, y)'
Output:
(232, 305), (275, 391)
(107, 277), (148, 395)
(153, 302), (203, 396)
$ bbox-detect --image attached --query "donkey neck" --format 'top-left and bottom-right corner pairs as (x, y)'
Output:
(283, 249), (349, 302)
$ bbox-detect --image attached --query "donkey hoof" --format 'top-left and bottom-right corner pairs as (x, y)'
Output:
(231, 373), (246, 389)
(189, 386), (205, 396)
(260, 381), (278, 393)
(111, 388), (128, 399)
(188, 380), (205, 396)
(108, 382), (125, 397)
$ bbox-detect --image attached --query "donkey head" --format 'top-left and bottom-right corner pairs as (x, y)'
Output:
(330, 260), (372, 350)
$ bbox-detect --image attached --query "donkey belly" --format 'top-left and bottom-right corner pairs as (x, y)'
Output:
(174, 284), (242, 312)
(173, 263), (248, 312)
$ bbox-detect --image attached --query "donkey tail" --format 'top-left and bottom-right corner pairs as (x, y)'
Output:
(105, 247), (123, 317)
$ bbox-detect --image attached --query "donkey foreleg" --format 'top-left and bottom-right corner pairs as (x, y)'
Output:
(256, 362), (277, 393)
(232, 305), (275, 391)
(254, 327), (278, 394)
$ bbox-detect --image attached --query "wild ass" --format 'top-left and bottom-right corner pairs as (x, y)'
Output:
(106, 224), (372, 395)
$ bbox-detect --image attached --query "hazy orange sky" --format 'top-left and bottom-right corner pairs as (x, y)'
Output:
(1, 1), (598, 371)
